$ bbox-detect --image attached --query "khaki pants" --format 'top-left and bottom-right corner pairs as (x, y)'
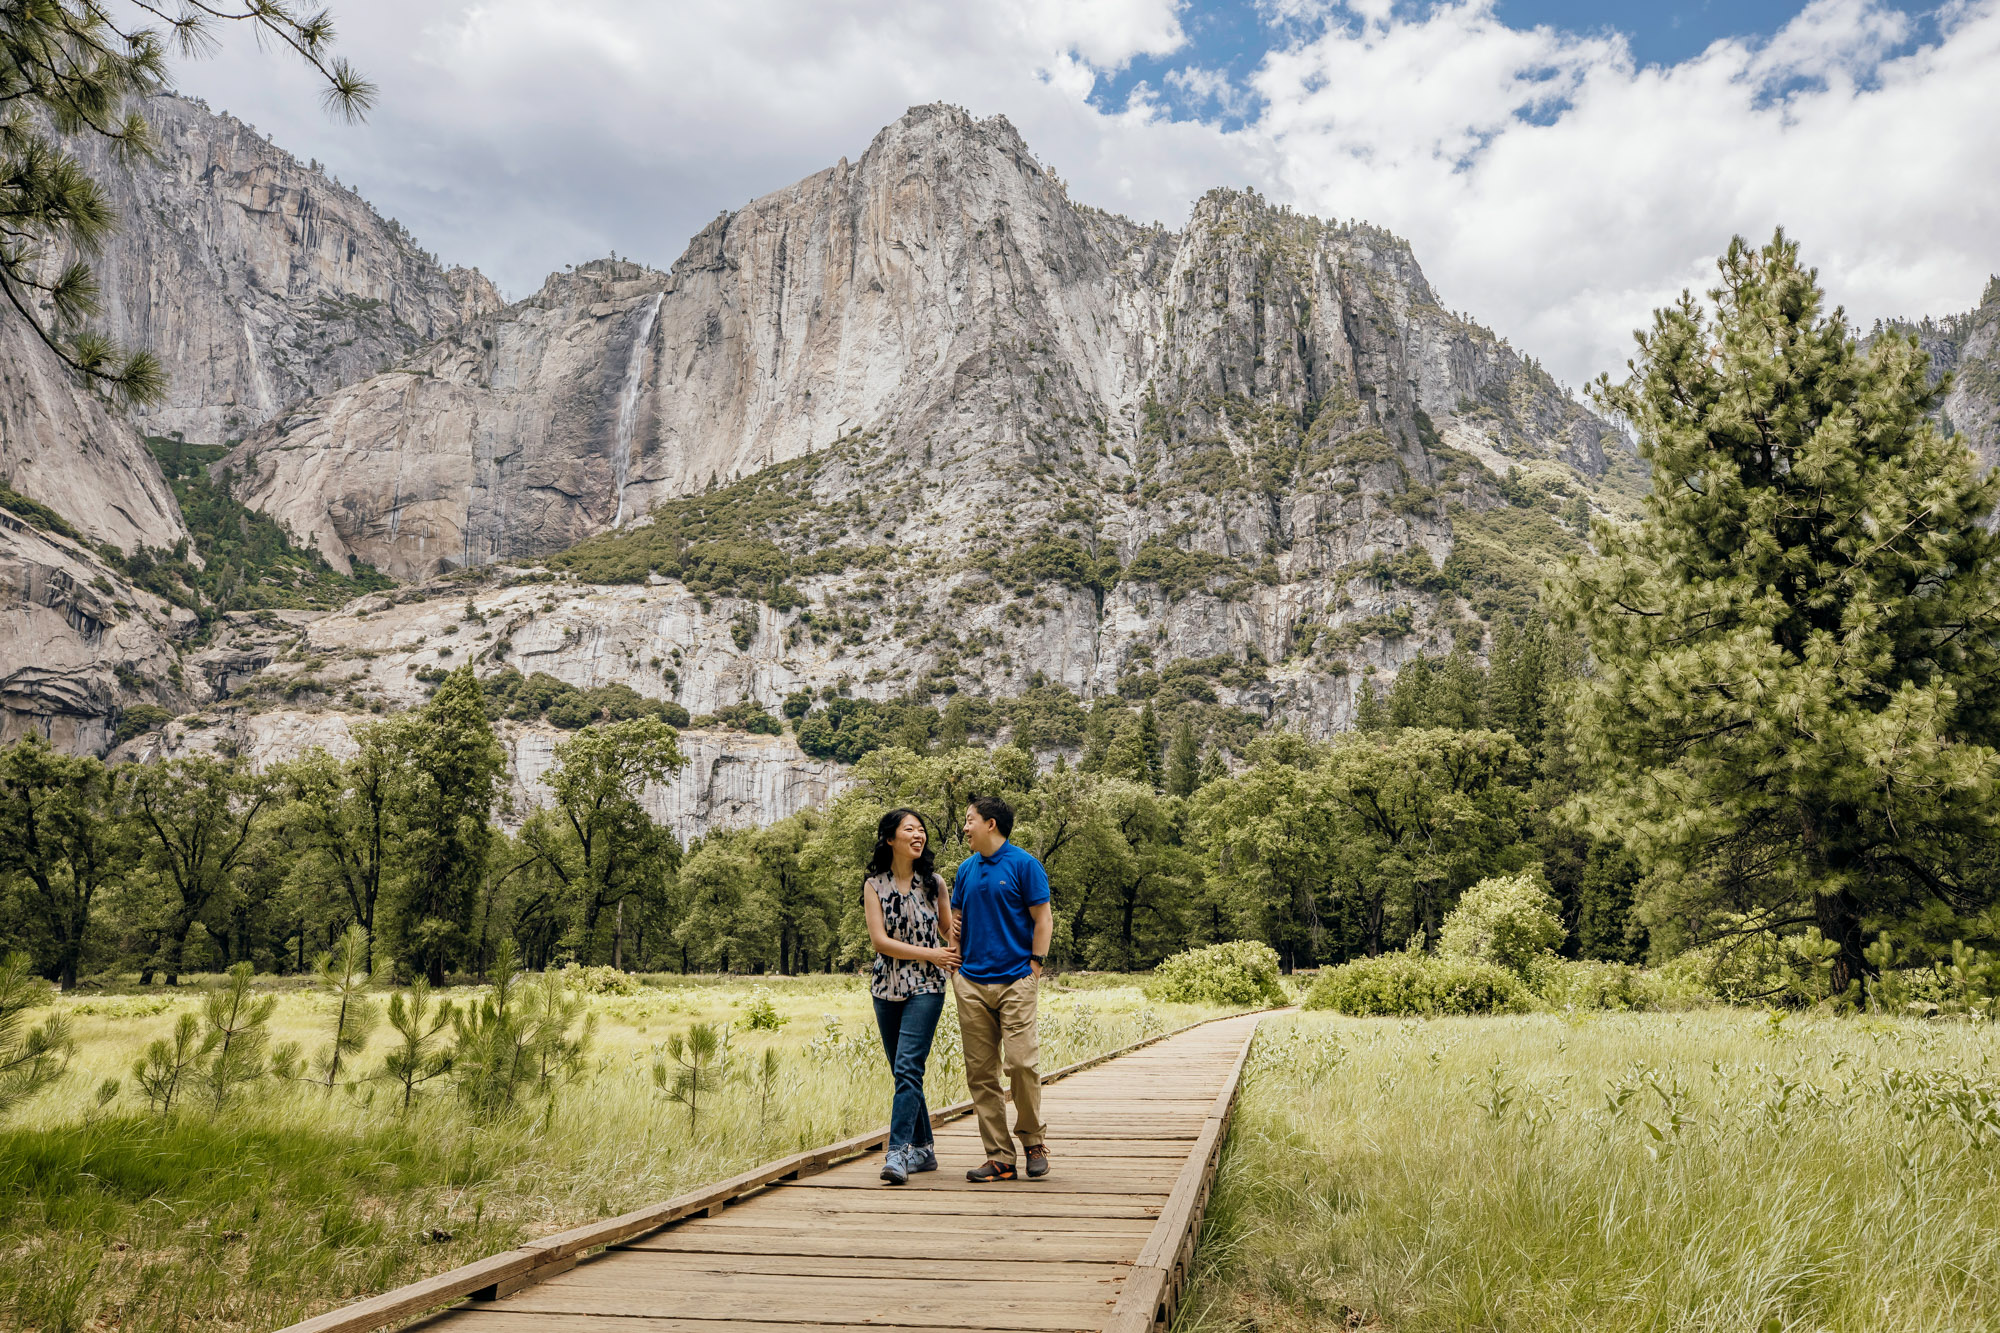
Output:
(952, 972), (1044, 1164)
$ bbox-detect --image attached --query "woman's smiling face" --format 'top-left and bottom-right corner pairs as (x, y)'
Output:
(894, 813), (927, 862)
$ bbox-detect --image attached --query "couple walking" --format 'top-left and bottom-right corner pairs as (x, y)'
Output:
(862, 794), (1051, 1186)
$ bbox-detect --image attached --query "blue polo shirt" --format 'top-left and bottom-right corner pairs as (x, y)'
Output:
(951, 841), (1051, 984)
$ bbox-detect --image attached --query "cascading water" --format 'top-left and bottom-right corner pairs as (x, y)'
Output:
(611, 292), (664, 528)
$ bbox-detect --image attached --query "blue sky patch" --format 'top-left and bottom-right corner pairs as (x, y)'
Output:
(1088, 0), (1939, 127)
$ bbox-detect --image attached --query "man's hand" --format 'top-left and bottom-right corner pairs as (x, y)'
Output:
(1029, 959), (1042, 980)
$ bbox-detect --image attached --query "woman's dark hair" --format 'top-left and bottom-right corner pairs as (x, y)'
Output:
(867, 807), (939, 896)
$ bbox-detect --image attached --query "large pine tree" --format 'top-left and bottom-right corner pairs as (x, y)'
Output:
(1558, 231), (2000, 991)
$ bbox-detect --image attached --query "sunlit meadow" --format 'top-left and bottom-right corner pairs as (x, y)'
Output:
(1183, 1011), (2000, 1333)
(0, 972), (1228, 1332)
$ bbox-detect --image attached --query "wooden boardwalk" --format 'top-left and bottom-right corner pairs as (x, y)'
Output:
(292, 1011), (1264, 1333)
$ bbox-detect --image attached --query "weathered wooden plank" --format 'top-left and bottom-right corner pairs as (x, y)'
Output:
(922, 1138), (1191, 1158)
(489, 1284), (1117, 1329)
(754, 1188), (1164, 1217)
(620, 1231), (1143, 1264)
(655, 1214), (1155, 1237)
(778, 1176), (1178, 1194)
(272, 1251), (541, 1333)
(582, 1254), (1130, 1281)
(527, 1271), (1121, 1298)
(422, 1304), (1048, 1328)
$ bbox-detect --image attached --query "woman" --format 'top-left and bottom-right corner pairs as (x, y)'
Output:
(863, 807), (960, 1185)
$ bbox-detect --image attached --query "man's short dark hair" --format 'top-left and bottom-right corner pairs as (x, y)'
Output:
(966, 793), (1014, 839)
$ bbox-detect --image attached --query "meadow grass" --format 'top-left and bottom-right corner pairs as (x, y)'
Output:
(1182, 1011), (2000, 1333)
(0, 972), (1228, 1333)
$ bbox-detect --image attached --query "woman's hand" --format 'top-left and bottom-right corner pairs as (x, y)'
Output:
(931, 945), (961, 970)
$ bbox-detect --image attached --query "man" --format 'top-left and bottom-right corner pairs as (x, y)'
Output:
(951, 793), (1054, 1182)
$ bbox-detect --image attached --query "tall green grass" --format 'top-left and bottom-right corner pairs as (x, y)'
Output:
(1, 974), (1220, 1332)
(1183, 1012), (2000, 1333)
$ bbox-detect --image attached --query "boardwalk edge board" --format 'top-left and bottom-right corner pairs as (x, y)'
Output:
(274, 1007), (1270, 1333)
(1101, 1016), (1261, 1333)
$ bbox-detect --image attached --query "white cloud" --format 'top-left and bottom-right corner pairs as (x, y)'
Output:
(1245, 0), (2000, 386)
(155, 0), (2000, 390)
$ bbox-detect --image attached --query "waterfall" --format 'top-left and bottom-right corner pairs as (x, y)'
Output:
(611, 293), (663, 528)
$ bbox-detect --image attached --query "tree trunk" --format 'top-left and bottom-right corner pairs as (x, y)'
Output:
(1816, 887), (1867, 999)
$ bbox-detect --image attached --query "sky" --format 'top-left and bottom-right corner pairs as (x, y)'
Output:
(162, 0), (1999, 392)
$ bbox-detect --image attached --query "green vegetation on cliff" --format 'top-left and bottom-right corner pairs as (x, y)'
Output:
(94, 439), (392, 621)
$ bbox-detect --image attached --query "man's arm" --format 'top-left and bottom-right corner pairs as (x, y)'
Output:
(1028, 901), (1053, 977)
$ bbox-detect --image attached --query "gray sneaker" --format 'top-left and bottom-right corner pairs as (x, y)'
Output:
(879, 1147), (909, 1186)
(908, 1145), (938, 1174)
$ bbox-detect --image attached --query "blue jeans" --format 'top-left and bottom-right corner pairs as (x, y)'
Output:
(872, 989), (944, 1150)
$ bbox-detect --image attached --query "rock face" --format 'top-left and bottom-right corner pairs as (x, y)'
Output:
(0, 510), (192, 752)
(68, 94), (502, 443)
(0, 318), (188, 554)
(114, 704), (843, 845)
(1894, 276), (2000, 471)
(223, 105), (1614, 583)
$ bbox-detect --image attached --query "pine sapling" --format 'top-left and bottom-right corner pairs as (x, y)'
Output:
(451, 939), (535, 1120)
(754, 1046), (786, 1133)
(200, 961), (277, 1111)
(653, 1021), (729, 1133)
(525, 968), (594, 1093)
(0, 951), (73, 1116)
(313, 924), (380, 1089)
(132, 1012), (201, 1115)
(382, 979), (456, 1113)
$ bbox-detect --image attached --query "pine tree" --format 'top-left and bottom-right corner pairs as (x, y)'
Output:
(1434, 646), (1486, 730)
(0, 952), (72, 1115)
(199, 962), (277, 1111)
(1354, 674), (1386, 733)
(1386, 657), (1433, 729)
(309, 924), (378, 1089)
(1199, 745), (1229, 787)
(381, 979), (456, 1113)
(0, 2), (372, 401)
(1138, 703), (1164, 790)
(1557, 231), (2000, 993)
(1164, 719), (1200, 797)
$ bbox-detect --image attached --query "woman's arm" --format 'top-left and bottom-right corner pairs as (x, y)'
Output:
(864, 883), (958, 965)
(933, 879), (958, 968)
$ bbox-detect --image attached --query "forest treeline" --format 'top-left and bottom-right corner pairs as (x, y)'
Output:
(0, 624), (1599, 986)
(6, 234), (2000, 995)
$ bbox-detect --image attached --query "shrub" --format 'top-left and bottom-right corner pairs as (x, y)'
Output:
(1438, 870), (1566, 976)
(1145, 941), (1286, 1007)
(559, 963), (643, 996)
(694, 700), (782, 735)
(1525, 957), (1643, 1011)
(112, 704), (173, 747)
(1303, 951), (1532, 1016)
(1656, 920), (1842, 1005)
(742, 986), (787, 1031)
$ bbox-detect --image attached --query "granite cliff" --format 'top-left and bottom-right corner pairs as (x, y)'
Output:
(1, 93), (499, 751)
(67, 93), (502, 442)
(7, 101), (1638, 835)
(1887, 275), (2000, 473)
(223, 105), (1615, 583)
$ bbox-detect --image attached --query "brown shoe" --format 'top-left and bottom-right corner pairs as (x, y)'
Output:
(1025, 1143), (1050, 1179)
(966, 1159), (1017, 1182)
